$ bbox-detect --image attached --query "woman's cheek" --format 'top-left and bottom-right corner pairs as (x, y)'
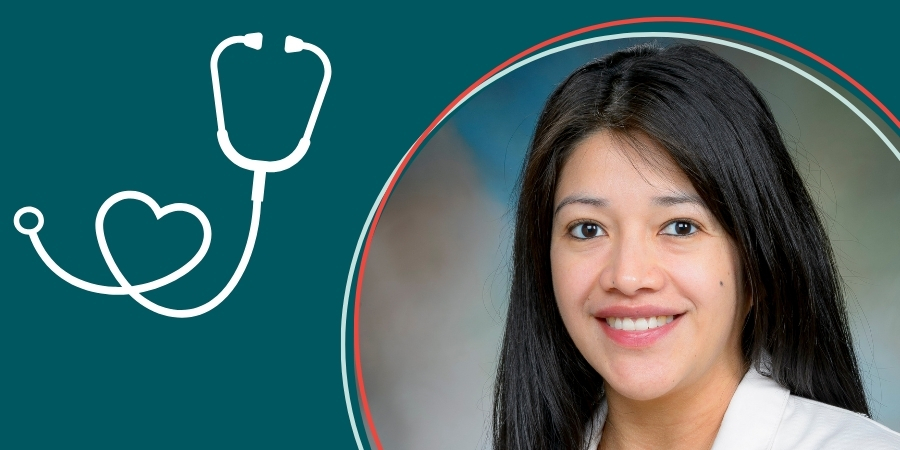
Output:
(551, 247), (597, 313)
(662, 241), (740, 319)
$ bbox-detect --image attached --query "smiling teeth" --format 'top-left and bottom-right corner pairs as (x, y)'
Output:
(606, 315), (674, 330)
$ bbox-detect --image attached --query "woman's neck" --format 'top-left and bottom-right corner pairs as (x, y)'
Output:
(599, 358), (747, 450)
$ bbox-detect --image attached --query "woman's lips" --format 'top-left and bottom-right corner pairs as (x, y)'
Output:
(594, 304), (684, 318)
(598, 313), (682, 348)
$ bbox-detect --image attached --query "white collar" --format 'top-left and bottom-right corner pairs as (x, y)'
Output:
(584, 366), (790, 449)
(710, 365), (791, 449)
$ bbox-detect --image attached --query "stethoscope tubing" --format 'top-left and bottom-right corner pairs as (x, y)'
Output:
(13, 32), (329, 318)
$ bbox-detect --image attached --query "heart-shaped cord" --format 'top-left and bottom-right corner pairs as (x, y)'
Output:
(13, 190), (262, 318)
(96, 191), (212, 295)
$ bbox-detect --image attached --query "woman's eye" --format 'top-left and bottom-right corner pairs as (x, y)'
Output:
(661, 221), (698, 236)
(569, 223), (605, 239)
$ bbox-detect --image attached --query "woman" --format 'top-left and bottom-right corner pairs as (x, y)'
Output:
(491, 43), (900, 449)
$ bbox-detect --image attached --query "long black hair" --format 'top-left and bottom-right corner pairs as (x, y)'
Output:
(492, 42), (869, 450)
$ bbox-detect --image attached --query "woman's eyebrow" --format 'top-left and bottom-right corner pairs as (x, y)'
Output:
(554, 195), (609, 216)
(652, 193), (704, 207)
(554, 193), (704, 216)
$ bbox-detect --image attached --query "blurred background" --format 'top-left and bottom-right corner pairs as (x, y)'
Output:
(359, 37), (900, 449)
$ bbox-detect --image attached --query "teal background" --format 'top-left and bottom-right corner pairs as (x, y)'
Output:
(1, 2), (898, 448)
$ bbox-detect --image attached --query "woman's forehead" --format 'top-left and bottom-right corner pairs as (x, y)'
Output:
(556, 131), (697, 204)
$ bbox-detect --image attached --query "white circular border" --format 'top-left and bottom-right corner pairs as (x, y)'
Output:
(340, 31), (900, 449)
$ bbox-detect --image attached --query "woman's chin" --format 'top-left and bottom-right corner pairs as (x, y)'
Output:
(600, 361), (684, 402)
(606, 381), (674, 402)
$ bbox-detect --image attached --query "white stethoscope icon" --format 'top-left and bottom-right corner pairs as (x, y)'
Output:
(13, 33), (331, 318)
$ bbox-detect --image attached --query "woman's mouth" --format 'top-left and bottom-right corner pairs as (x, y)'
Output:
(598, 314), (683, 348)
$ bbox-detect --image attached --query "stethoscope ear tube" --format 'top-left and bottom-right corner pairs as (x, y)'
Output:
(211, 33), (331, 174)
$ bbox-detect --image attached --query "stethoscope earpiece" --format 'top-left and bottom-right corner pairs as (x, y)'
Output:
(285, 35), (304, 53)
(243, 32), (263, 50)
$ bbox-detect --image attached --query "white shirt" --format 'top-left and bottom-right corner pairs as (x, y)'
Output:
(585, 367), (900, 449)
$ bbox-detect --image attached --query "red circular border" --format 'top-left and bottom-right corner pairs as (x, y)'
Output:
(352, 17), (900, 450)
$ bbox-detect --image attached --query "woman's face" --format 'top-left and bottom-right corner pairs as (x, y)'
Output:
(550, 131), (749, 402)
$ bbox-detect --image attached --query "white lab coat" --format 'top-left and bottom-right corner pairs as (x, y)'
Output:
(584, 366), (900, 449)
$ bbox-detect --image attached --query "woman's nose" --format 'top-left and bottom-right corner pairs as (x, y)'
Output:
(598, 235), (664, 296)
